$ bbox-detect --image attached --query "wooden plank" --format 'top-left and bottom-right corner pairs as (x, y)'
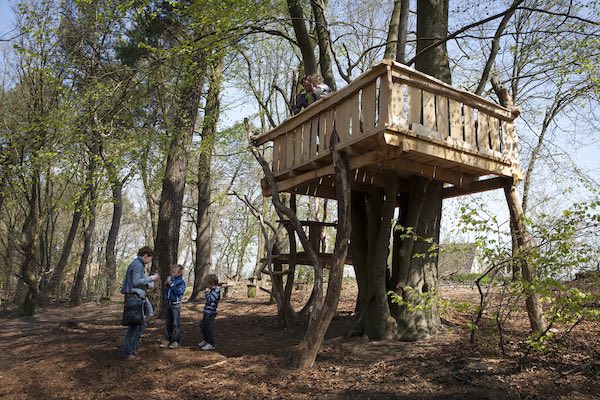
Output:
(301, 121), (311, 163)
(272, 136), (281, 173)
(436, 95), (449, 138)
(489, 116), (500, 152)
(317, 113), (326, 156)
(337, 100), (351, 142)
(408, 86), (422, 125)
(390, 82), (405, 127)
(351, 92), (361, 137)
(378, 69), (391, 127)
(448, 99), (462, 140)
(443, 177), (514, 199)
(422, 91), (436, 130)
(504, 120), (518, 163)
(362, 82), (377, 131)
(294, 126), (303, 169)
(477, 112), (490, 150)
(379, 157), (474, 187)
(463, 105), (475, 147)
(279, 134), (287, 172)
(323, 109), (334, 152)
(286, 131), (295, 170)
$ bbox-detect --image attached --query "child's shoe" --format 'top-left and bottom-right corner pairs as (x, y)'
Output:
(159, 340), (170, 348)
(201, 343), (215, 350)
(168, 342), (180, 349)
(198, 341), (207, 347)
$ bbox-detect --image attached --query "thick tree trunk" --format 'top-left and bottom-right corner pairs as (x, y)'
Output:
(287, 0), (318, 75)
(70, 185), (97, 307)
(155, 55), (206, 311)
(104, 175), (123, 299)
(396, 0), (410, 64)
(293, 131), (351, 369)
(348, 175), (398, 340)
(504, 186), (546, 332)
(190, 58), (222, 301)
(310, 0), (336, 90)
(394, 177), (442, 340)
(44, 189), (86, 297)
(391, 0), (449, 340)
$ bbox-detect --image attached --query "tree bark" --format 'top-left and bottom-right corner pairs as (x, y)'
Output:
(44, 188), (86, 297)
(104, 172), (124, 299)
(19, 175), (40, 316)
(391, 0), (450, 341)
(293, 130), (351, 368)
(287, 0), (318, 76)
(190, 57), (222, 301)
(155, 54), (206, 311)
(310, 0), (336, 90)
(395, 0), (410, 64)
(70, 184), (97, 307)
(504, 185), (546, 332)
(384, 0), (403, 60)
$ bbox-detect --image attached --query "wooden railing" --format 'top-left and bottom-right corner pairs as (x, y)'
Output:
(254, 60), (519, 179)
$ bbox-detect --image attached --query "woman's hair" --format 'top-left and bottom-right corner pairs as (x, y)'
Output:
(137, 246), (154, 257)
(203, 274), (219, 286)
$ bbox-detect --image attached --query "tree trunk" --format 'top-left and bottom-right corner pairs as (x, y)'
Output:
(394, 177), (442, 340)
(287, 0), (318, 76)
(190, 57), (222, 301)
(348, 175), (398, 340)
(44, 189), (86, 297)
(396, 0), (410, 64)
(391, 0), (450, 340)
(504, 185), (546, 332)
(70, 185), (97, 307)
(19, 175), (40, 316)
(155, 55), (206, 311)
(310, 0), (336, 90)
(293, 130), (351, 368)
(104, 174), (124, 299)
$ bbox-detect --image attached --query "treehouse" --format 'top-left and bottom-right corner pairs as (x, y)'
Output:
(253, 59), (522, 266)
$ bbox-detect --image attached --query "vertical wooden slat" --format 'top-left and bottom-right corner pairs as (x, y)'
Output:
(279, 132), (287, 170)
(362, 82), (377, 131)
(463, 105), (475, 147)
(407, 86), (422, 126)
(351, 93), (360, 137)
(436, 95), (449, 137)
(317, 113), (326, 156)
(449, 99), (462, 140)
(294, 126), (302, 168)
(337, 100), (351, 143)
(272, 136), (281, 173)
(310, 116), (319, 158)
(478, 112), (490, 150)
(390, 82), (405, 127)
(422, 91), (435, 130)
(323, 109), (334, 152)
(301, 121), (311, 162)
(504, 120), (518, 162)
(286, 132), (294, 170)
(378, 69), (391, 127)
(489, 117), (500, 151)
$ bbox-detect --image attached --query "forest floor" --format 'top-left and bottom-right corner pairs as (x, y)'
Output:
(0, 280), (599, 400)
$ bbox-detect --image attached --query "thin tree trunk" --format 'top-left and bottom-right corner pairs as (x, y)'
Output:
(287, 0), (318, 75)
(104, 173), (124, 299)
(293, 130), (351, 368)
(19, 175), (40, 316)
(190, 57), (222, 301)
(44, 188), (86, 297)
(384, 0), (403, 60)
(396, 0), (410, 64)
(504, 185), (546, 332)
(70, 185), (97, 307)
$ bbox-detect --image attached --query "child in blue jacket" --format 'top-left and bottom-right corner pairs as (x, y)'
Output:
(160, 264), (186, 349)
(199, 274), (220, 350)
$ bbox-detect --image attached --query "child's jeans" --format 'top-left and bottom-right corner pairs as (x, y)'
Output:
(165, 303), (182, 343)
(200, 312), (216, 345)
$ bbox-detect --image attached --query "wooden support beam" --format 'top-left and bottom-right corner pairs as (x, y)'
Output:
(378, 157), (473, 187)
(443, 176), (514, 199)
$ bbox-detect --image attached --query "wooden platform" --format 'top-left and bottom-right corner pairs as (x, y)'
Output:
(253, 60), (522, 199)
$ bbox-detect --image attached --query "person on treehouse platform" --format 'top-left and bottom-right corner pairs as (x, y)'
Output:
(292, 74), (332, 115)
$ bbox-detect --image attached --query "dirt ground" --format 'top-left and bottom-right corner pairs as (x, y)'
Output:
(0, 281), (598, 400)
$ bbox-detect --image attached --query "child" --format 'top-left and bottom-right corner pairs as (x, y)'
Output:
(198, 274), (220, 350)
(160, 264), (186, 349)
